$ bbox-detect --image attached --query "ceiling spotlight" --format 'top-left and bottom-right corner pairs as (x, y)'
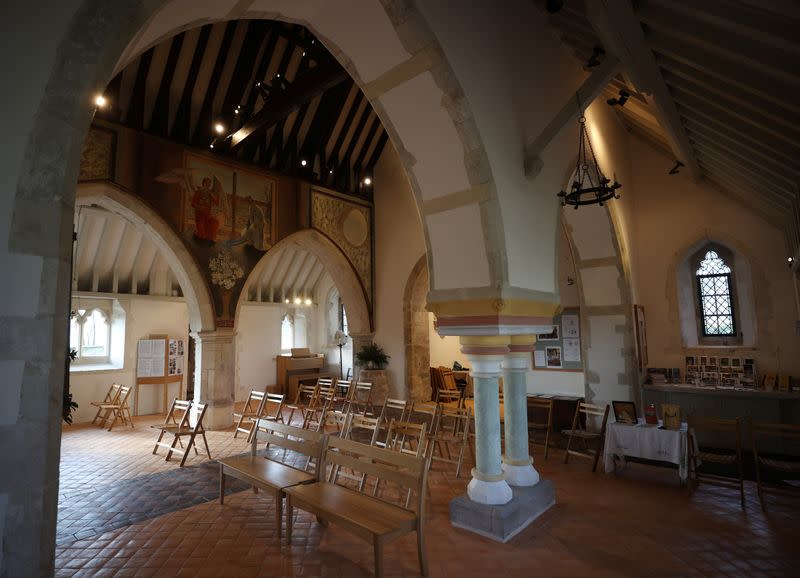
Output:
(276, 73), (281, 78)
(284, 298), (290, 304)
(607, 89), (630, 107)
(300, 159), (307, 167)
(363, 177), (372, 186)
(94, 94), (108, 108)
(789, 257), (795, 264)
(209, 141), (215, 149)
(669, 161), (684, 175)
(583, 46), (605, 70)
(302, 51), (306, 57)
(214, 122), (225, 135)
(256, 81), (261, 87)
(329, 169), (333, 174)
(293, 297), (302, 305)
(304, 298), (312, 306)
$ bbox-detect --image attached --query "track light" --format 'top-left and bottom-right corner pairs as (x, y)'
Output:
(94, 94), (108, 108)
(214, 122), (225, 135)
(363, 177), (372, 186)
(669, 161), (684, 175)
(300, 159), (307, 167)
(606, 89), (630, 107)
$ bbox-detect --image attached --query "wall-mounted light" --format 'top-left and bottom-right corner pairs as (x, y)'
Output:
(94, 94), (108, 108)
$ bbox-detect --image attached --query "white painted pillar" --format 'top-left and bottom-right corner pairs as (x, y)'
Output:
(193, 328), (235, 429)
(463, 349), (512, 505)
(502, 337), (540, 486)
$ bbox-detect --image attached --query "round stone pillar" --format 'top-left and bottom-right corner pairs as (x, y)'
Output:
(462, 336), (512, 505)
(502, 335), (540, 486)
(193, 328), (235, 429)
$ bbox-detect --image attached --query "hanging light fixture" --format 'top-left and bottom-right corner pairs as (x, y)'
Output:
(558, 112), (621, 209)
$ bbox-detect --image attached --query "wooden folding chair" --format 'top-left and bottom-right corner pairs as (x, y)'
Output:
(528, 397), (554, 460)
(331, 413), (385, 489)
(286, 384), (319, 426)
(688, 415), (745, 507)
(249, 393), (286, 442)
(563, 401), (609, 472)
(233, 389), (266, 439)
(153, 401), (212, 466)
(349, 381), (374, 415)
(99, 384), (134, 431)
(376, 398), (408, 448)
(751, 421), (800, 510)
(429, 405), (472, 477)
(332, 379), (353, 411)
(435, 387), (463, 409)
(382, 419), (429, 507)
(302, 385), (336, 430)
(90, 383), (122, 427)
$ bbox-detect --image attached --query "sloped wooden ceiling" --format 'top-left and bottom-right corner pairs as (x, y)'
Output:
(543, 0), (800, 254)
(98, 20), (388, 198)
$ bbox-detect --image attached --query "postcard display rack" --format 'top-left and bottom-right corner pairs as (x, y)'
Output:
(532, 309), (582, 371)
(684, 355), (757, 388)
(135, 334), (186, 415)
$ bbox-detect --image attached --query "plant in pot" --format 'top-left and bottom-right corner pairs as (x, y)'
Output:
(354, 342), (389, 370)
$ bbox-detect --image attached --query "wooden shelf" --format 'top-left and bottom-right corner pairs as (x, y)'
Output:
(643, 383), (800, 400)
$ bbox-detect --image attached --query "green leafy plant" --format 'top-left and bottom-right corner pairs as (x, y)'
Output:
(63, 347), (79, 424)
(354, 342), (390, 369)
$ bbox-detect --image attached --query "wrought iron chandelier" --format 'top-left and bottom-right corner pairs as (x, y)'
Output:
(558, 114), (621, 208)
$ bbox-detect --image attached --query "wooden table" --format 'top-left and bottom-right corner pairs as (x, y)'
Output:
(603, 419), (689, 482)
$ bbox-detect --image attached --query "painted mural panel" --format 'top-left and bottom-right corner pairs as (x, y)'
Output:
(311, 189), (372, 306)
(157, 153), (276, 325)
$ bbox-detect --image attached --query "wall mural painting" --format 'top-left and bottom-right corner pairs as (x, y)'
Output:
(159, 153), (275, 325)
(311, 189), (373, 308)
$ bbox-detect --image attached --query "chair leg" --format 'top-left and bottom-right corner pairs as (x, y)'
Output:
(591, 436), (604, 473)
(200, 432), (212, 459)
(285, 496), (293, 544)
(275, 495), (282, 541)
(564, 434), (572, 464)
(417, 527), (428, 577)
(544, 428), (550, 460)
(373, 535), (384, 578)
(219, 466), (226, 504)
(179, 435), (196, 467)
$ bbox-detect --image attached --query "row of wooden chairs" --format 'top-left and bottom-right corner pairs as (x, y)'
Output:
(232, 390), (286, 441)
(89, 383), (134, 431)
(286, 378), (374, 429)
(151, 399), (211, 467)
(688, 416), (800, 510)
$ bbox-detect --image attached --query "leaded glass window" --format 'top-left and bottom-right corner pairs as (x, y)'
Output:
(695, 250), (735, 336)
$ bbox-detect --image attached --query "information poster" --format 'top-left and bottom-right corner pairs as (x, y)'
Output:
(532, 309), (582, 371)
(168, 338), (185, 376)
(137, 339), (166, 377)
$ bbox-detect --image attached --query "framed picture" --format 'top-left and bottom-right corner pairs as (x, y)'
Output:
(538, 325), (560, 341)
(634, 305), (648, 371)
(612, 401), (638, 425)
(545, 346), (562, 368)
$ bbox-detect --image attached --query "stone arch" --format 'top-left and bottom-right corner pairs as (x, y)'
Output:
(76, 182), (215, 334)
(237, 229), (370, 337)
(403, 254), (431, 401)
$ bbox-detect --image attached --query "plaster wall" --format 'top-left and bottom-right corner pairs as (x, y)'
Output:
(373, 142), (426, 397)
(235, 304), (285, 400)
(630, 139), (800, 376)
(69, 297), (189, 423)
(417, 0), (586, 295)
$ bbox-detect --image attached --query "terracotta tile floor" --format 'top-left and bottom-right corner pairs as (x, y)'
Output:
(56, 415), (800, 577)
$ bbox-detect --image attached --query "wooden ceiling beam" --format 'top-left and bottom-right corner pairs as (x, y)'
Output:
(585, 0), (701, 180)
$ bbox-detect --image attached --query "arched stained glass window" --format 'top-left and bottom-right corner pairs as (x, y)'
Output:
(695, 250), (735, 336)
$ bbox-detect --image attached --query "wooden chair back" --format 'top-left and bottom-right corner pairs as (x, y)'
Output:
(293, 384), (319, 405)
(687, 415), (744, 506)
(348, 414), (383, 447)
(316, 408), (353, 437)
(105, 385), (133, 431)
(90, 383), (123, 426)
(335, 378), (353, 401)
(409, 401), (440, 435)
(750, 421), (800, 508)
(430, 405), (472, 477)
(435, 388), (463, 407)
(350, 381), (374, 414)
(439, 367), (459, 391)
(528, 397), (554, 459)
(244, 389), (267, 414)
(262, 392), (285, 421)
(563, 401), (609, 472)
(233, 389), (267, 438)
(317, 377), (334, 388)
(386, 419), (428, 457)
(251, 417), (326, 462)
(164, 398), (192, 429)
(380, 398), (409, 423)
(322, 435), (429, 511)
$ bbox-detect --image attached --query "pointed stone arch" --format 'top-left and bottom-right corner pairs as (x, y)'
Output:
(237, 229), (370, 336)
(403, 254), (431, 401)
(76, 182), (215, 333)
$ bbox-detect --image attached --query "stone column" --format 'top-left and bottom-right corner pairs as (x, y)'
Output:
(462, 336), (512, 505)
(502, 335), (540, 486)
(193, 328), (235, 429)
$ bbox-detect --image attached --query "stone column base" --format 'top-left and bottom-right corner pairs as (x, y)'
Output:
(467, 473), (512, 505)
(201, 401), (235, 430)
(450, 479), (555, 542)
(502, 460), (540, 487)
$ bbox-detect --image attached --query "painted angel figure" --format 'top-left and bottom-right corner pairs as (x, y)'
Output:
(156, 168), (231, 242)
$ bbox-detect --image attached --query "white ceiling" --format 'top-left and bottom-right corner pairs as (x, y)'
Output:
(544, 0), (800, 253)
(242, 244), (331, 304)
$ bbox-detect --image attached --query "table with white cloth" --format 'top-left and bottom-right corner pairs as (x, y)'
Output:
(603, 419), (689, 482)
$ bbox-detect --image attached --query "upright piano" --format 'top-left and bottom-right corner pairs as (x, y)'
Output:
(275, 348), (328, 400)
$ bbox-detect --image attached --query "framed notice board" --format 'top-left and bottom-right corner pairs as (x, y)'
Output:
(532, 308), (582, 371)
(135, 334), (185, 415)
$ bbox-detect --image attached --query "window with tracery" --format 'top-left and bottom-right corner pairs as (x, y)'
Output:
(280, 314), (294, 353)
(70, 308), (111, 361)
(695, 250), (735, 336)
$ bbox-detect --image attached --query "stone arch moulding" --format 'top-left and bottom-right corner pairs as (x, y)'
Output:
(76, 182), (216, 334)
(237, 229), (371, 336)
(403, 254), (431, 401)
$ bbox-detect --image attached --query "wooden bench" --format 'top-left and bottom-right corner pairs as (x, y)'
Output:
(218, 418), (325, 540)
(284, 435), (430, 577)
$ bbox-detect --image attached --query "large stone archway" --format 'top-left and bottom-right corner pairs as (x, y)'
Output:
(403, 255), (431, 401)
(76, 182), (215, 334)
(236, 229), (371, 336)
(0, 0), (594, 569)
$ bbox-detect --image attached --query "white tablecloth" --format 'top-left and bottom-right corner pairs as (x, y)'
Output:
(603, 420), (689, 481)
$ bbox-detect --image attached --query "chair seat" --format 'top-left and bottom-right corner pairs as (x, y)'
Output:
(696, 450), (737, 464)
(285, 482), (416, 537)
(219, 455), (315, 489)
(760, 457), (800, 472)
(159, 425), (194, 435)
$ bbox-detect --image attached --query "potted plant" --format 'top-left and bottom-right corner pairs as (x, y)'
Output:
(354, 342), (389, 369)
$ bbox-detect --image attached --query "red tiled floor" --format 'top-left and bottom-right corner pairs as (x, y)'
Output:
(56, 416), (800, 577)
